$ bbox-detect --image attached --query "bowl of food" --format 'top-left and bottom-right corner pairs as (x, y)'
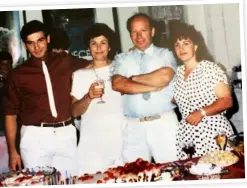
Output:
(189, 163), (225, 180)
(228, 132), (244, 156)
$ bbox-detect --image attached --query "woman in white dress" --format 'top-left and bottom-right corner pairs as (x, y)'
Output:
(170, 22), (234, 159)
(71, 23), (125, 174)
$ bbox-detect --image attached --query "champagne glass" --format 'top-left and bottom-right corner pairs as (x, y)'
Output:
(215, 131), (227, 150)
(182, 142), (195, 160)
(95, 79), (105, 104)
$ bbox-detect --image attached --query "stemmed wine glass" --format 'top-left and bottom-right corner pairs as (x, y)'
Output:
(182, 142), (196, 160)
(215, 131), (227, 150)
(95, 79), (106, 104)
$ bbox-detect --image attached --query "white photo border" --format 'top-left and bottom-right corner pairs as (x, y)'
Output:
(0, 0), (246, 188)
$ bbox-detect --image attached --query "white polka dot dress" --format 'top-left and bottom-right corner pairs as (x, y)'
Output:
(174, 60), (234, 159)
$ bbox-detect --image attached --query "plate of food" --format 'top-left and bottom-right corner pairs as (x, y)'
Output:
(198, 150), (239, 167)
(189, 163), (224, 176)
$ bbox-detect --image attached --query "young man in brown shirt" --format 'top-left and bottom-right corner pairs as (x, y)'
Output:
(4, 20), (90, 176)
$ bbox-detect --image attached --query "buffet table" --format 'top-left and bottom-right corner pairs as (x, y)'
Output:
(0, 150), (245, 186)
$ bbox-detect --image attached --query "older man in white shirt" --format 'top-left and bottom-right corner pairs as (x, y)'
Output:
(112, 13), (178, 164)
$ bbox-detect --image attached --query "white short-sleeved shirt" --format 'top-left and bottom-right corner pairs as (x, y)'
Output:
(112, 44), (177, 118)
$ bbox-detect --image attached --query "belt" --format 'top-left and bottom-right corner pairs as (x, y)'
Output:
(32, 119), (74, 128)
(139, 115), (161, 122)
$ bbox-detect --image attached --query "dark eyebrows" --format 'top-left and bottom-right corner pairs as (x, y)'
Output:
(26, 36), (46, 44)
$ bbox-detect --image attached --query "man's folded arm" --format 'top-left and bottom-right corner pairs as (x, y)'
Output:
(112, 74), (160, 94)
(131, 67), (175, 87)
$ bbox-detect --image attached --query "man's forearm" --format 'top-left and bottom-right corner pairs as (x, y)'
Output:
(112, 75), (158, 94)
(132, 67), (175, 87)
(5, 115), (18, 154)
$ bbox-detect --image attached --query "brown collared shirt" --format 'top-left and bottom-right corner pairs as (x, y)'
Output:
(4, 52), (90, 125)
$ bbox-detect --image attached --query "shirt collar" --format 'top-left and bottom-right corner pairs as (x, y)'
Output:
(136, 44), (154, 57)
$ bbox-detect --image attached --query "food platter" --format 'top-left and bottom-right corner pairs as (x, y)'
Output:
(198, 150), (239, 167)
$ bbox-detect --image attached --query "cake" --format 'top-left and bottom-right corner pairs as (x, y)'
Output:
(76, 158), (180, 184)
(0, 167), (58, 186)
(76, 173), (115, 184)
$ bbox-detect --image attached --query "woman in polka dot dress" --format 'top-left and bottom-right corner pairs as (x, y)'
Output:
(170, 22), (234, 159)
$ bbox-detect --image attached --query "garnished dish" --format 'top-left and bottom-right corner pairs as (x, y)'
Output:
(0, 167), (58, 186)
(198, 150), (239, 167)
(189, 163), (224, 176)
(189, 163), (228, 180)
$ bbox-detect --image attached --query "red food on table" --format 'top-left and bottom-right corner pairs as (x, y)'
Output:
(97, 180), (103, 184)
(78, 175), (93, 181)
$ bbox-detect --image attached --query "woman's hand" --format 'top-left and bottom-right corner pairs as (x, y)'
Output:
(185, 110), (204, 126)
(88, 82), (104, 99)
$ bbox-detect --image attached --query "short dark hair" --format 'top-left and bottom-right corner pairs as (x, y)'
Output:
(0, 51), (12, 63)
(126, 13), (154, 33)
(20, 20), (49, 42)
(170, 21), (214, 62)
(84, 23), (117, 60)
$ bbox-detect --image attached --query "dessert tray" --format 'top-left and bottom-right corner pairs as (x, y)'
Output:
(76, 158), (190, 184)
(0, 167), (59, 186)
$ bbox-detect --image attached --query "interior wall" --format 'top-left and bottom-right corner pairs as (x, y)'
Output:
(184, 3), (241, 72)
(117, 7), (138, 52)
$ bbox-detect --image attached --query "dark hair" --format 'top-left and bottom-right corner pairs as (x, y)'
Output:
(126, 13), (154, 33)
(0, 51), (12, 63)
(49, 28), (70, 50)
(20, 20), (49, 42)
(169, 21), (214, 62)
(84, 23), (117, 60)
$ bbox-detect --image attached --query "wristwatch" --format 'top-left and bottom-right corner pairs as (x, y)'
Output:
(200, 108), (207, 117)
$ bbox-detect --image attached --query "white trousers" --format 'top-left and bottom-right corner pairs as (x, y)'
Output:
(0, 135), (9, 173)
(20, 124), (77, 177)
(121, 110), (178, 164)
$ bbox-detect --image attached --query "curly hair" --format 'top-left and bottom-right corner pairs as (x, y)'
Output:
(170, 21), (214, 62)
(83, 23), (117, 60)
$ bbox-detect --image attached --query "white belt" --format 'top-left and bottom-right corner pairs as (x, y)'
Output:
(126, 110), (174, 122)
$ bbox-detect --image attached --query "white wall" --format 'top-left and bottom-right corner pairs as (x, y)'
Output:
(117, 7), (139, 52)
(94, 8), (115, 31)
(25, 10), (43, 23)
(184, 3), (241, 72)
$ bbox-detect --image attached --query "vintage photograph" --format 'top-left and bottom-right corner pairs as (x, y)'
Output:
(0, 0), (245, 186)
